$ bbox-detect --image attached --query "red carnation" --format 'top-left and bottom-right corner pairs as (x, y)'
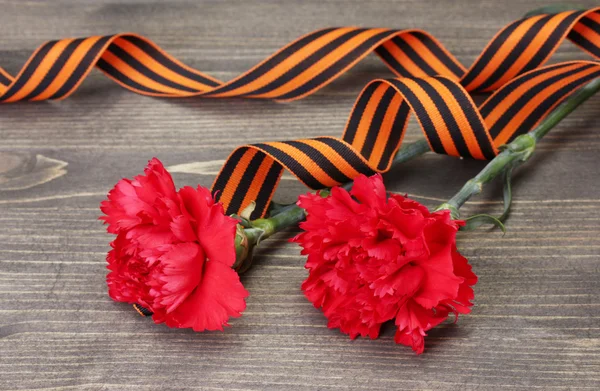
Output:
(292, 174), (477, 354)
(100, 158), (248, 331)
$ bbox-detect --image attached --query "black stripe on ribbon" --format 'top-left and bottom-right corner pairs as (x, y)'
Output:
(314, 137), (376, 175)
(569, 29), (600, 58)
(227, 152), (267, 215)
(252, 143), (324, 189)
(123, 35), (221, 88)
(387, 79), (447, 155)
(0, 71), (11, 85)
(488, 63), (596, 139)
(377, 101), (410, 170)
(22, 38), (86, 101)
(511, 68), (600, 140)
(460, 18), (523, 89)
(480, 61), (580, 118)
(578, 12), (600, 35)
(96, 58), (163, 94)
(245, 28), (367, 97)
(0, 41), (57, 102)
(344, 82), (380, 144)
(413, 31), (465, 78)
(49, 36), (114, 100)
(437, 76), (497, 159)
(391, 35), (437, 76)
(475, 14), (554, 92)
(520, 11), (584, 73)
(275, 29), (395, 101)
(251, 161), (283, 219)
(360, 86), (398, 160)
(413, 77), (472, 158)
(108, 42), (199, 93)
(285, 140), (352, 184)
(207, 28), (337, 95)
(212, 147), (248, 202)
(375, 44), (413, 78)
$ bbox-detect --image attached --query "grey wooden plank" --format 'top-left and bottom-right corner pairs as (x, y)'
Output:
(1, 0), (600, 390)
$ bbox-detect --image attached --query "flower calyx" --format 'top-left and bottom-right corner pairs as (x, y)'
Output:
(435, 202), (460, 219)
(233, 223), (257, 273)
(499, 133), (536, 163)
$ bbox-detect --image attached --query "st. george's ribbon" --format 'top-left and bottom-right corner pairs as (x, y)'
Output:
(2, 8), (600, 218)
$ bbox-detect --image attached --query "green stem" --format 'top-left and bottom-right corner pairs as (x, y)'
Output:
(391, 139), (431, 166)
(252, 201), (310, 238)
(437, 78), (600, 218)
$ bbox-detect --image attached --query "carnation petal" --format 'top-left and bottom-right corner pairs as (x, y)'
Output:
(394, 328), (426, 355)
(106, 233), (154, 307)
(178, 186), (211, 223)
(297, 192), (328, 220)
(389, 193), (431, 217)
(158, 260), (248, 331)
(451, 246), (478, 286)
(151, 242), (204, 313)
(135, 158), (177, 205)
(386, 205), (427, 239)
(412, 221), (464, 309)
(293, 174), (478, 353)
(170, 215), (197, 243)
(327, 186), (364, 219)
(127, 225), (176, 250)
(440, 248), (477, 315)
(350, 174), (387, 209)
(395, 300), (448, 331)
(198, 204), (238, 267)
(100, 179), (146, 233)
(178, 186), (238, 267)
(362, 238), (402, 260)
(413, 241), (463, 309)
(370, 264), (424, 300)
(100, 158), (178, 234)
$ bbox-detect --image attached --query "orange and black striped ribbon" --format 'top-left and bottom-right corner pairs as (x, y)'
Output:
(2, 9), (600, 101)
(2, 9), (600, 218)
(214, 60), (600, 218)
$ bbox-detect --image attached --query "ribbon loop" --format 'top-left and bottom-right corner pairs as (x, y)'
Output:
(2, 9), (600, 218)
(213, 59), (600, 218)
(1, 9), (599, 101)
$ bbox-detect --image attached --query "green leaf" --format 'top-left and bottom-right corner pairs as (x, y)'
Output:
(460, 165), (514, 233)
(462, 214), (506, 234)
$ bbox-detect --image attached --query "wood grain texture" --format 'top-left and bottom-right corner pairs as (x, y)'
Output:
(1, 0), (599, 389)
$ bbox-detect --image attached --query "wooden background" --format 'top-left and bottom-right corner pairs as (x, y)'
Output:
(1, 1), (599, 389)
